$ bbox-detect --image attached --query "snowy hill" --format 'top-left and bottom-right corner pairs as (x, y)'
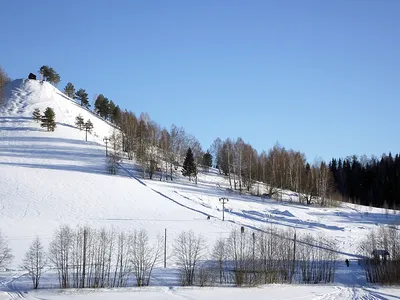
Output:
(0, 79), (236, 265)
(1, 79), (400, 299)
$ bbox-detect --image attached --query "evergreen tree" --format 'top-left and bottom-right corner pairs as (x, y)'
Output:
(112, 105), (122, 125)
(94, 94), (109, 118)
(75, 89), (90, 108)
(63, 82), (75, 98)
(84, 119), (94, 141)
(39, 66), (60, 85)
(203, 151), (213, 167)
(75, 115), (84, 130)
(182, 148), (197, 181)
(108, 100), (116, 121)
(32, 108), (41, 123)
(41, 107), (56, 131)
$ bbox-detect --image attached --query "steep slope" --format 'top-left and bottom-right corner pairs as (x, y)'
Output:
(0, 79), (234, 267)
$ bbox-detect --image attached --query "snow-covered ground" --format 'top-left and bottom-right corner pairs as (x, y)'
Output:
(1, 79), (400, 299)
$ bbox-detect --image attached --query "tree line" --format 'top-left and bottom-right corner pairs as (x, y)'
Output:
(0, 224), (338, 289)
(330, 154), (400, 208)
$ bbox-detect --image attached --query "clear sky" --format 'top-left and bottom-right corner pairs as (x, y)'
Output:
(1, 0), (399, 162)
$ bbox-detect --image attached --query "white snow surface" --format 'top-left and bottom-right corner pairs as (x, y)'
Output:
(0, 79), (400, 299)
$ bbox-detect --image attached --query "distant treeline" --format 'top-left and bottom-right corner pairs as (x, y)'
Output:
(330, 154), (400, 208)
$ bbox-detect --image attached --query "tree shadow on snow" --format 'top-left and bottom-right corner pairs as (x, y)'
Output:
(0, 126), (43, 132)
(365, 289), (400, 300)
(0, 161), (109, 176)
(0, 136), (98, 146)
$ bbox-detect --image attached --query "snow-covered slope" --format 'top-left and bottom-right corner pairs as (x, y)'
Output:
(0, 79), (236, 267)
(1, 79), (400, 299)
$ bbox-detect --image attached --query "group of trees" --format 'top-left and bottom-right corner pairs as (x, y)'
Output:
(0, 226), (162, 289)
(94, 94), (121, 124)
(32, 107), (56, 131)
(0, 66), (10, 104)
(359, 225), (400, 284)
(39, 66), (60, 85)
(0, 225), (338, 290)
(75, 114), (93, 141)
(64, 83), (90, 109)
(64, 84), (121, 124)
(210, 139), (333, 205)
(47, 226), (162, 289)
(118, 111), (204, 180)
(202, 227), (337, 286)
(330, 154), (400, 208)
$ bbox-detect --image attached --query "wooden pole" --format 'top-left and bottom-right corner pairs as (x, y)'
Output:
(164, 228), (167, 268)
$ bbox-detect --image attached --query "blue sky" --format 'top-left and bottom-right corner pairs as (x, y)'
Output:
(2, 0), (399, 162)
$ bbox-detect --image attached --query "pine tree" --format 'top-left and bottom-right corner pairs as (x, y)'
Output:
(75, 115), (84, 130)
(75, 89), (90, 108)
(41, 107), (56, 131)
(39, 66), (60, 85)
(203, 151), (213, 167)
(111, 105), (122, 125)
(182, 148), (197, 181)
(84, 119), (93, 141)
(64, 82), (75, 98)
(32, 108), (41, 123)
(94, 94), (109, 118)
(108, 100), (116, 121)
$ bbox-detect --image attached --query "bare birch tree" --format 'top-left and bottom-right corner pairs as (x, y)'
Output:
(131, 229), (163, 286)
(21, 237), (46, 289)
(48, 225), (74, 288)
(173, 230), (206, 286)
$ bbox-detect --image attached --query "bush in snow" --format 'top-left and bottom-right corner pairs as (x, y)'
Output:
(0, 230), (13, 270)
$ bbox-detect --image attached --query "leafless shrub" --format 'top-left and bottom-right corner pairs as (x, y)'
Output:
(106, 152), (120, 175)
(0, 230), (13, 270)
(195, 266), (214, 287)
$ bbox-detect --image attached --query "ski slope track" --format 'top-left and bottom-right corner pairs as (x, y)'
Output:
(0, 79), (400, 299)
